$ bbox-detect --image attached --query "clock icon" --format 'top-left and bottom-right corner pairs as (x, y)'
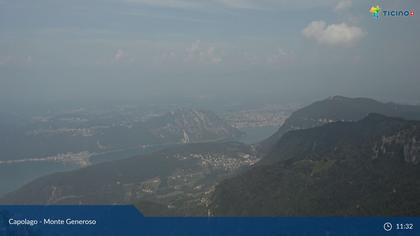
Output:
(384, 222), (393, 232)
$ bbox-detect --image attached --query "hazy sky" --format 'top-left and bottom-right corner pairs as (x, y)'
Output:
(0, 0), (419, 107)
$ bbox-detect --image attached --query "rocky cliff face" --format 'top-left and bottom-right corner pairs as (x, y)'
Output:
(372, 127), (420, 164)
(145, 109), (243, 144)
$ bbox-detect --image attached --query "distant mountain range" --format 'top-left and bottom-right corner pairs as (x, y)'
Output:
(259, 96), (420, 153)
(0, 108), (243, 198)
(0, 108), (242, 162)
(210, 114), (420, 216)
(2, 96), (420, 216)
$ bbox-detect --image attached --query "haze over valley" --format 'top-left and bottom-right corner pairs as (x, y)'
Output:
(1, 0), (419, 216)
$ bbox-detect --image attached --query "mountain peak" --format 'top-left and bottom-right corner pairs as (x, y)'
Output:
(328, 95), (350, 101)
(259, 96), (420, 154)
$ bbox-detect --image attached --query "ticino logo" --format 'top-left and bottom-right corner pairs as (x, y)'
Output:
(370, 5), (415, 19)
(383, 9), (415, 16)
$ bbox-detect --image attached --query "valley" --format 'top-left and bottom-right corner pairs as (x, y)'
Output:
(2, 96), (420, 217)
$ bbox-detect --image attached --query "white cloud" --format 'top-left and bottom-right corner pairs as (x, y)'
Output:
(302, 21), (365, 46)
(266, 48), (295, 65)
(334, 0), (351, 12)
(185, 40), (223, 64)
(114, 49), (126, 62)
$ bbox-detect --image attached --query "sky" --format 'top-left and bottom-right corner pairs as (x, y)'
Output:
(0, 0), (419, 108)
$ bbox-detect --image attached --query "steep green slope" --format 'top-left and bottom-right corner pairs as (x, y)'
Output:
(211, 114), (420, 216)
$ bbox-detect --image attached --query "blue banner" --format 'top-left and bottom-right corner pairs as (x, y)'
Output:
(0, 205), (419, 236)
